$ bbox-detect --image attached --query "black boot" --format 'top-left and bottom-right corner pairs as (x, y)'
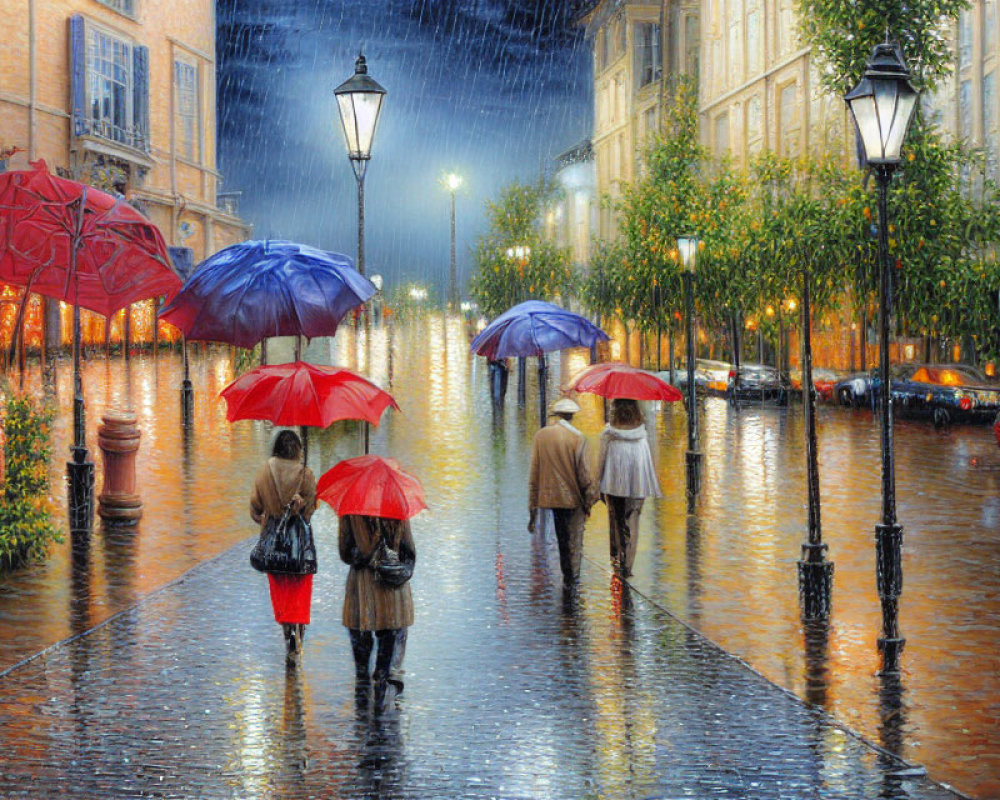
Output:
(372, 670), (389, 714)
(283, 623), (300, 668)
(350, 630), (374, 684)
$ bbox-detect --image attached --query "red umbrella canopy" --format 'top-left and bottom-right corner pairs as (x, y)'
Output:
(317, 455), (427, 521)
(0, 160), (179, 317)
(220, 361), (399, 428)
(568, 362), (683, 402)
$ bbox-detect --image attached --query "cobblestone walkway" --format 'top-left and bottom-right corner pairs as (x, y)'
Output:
(0, 506), (963, 799)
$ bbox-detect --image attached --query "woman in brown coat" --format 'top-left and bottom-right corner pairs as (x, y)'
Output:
(339, 514), (415, 708)
(250, 430), (317, 667)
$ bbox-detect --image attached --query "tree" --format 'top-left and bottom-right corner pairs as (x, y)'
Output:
(469, 179), (576, 319)
(797, 0), (1000, 363)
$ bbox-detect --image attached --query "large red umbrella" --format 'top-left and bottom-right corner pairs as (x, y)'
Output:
(0, 160), (178, 529)
(220, 361), (399, 427)
(0, 160), (178, 316)
(567, 362), (683, 402)
(316, 455), (427, 520)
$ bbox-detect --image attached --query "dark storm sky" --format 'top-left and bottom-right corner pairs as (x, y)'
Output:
(216, 0), (593, 296)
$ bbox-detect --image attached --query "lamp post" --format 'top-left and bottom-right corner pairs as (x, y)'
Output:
(444, 172), (462, 309)
(845, 41), (918, 674)
(335, 53), (386, 322)
(678, 236), (701, 506)
(797, 262), (834, 619)
(505, 245), (531, 405)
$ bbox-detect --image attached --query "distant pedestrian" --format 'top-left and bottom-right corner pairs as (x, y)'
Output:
(597, 398), (661, 578)
(488, 357), (509, 408)
(250, 430), (317, 667)
(339, 514), (415, 711)
(528, 397), (598, 587)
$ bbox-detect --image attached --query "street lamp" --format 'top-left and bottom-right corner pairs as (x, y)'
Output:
(797, 256), (834, 620)
(335, 53), (386, 297)
(678, 235), (701, 506)
(845, 41), (918, 674)
(443, 172), (462, 309)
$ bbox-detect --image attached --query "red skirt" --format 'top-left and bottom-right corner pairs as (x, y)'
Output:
(267, 573), (313, 624)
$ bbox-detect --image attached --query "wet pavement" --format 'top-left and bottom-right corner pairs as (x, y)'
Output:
(0, 314), (997, 797)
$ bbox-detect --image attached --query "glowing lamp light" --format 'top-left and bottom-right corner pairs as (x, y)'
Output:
(370, 273), (383, 291)
(677, 236), (699, 273)
(445, 172), (463, 192)
(845, 43), (918, 167)
(334, 54), (386, 176)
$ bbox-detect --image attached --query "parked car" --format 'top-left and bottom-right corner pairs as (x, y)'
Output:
(857, 363), (1000, 426)
(658, 359), (731, 396)
(833, 368), (901, 408)
(727, 363), (791, 406)
(789, 367), (843, 402)
(900, 365), (1000, 426)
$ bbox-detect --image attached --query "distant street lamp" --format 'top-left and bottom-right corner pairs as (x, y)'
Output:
(678, 235), (701, 506)
(845, 41), (918, 675)
(444, 172), (463, 309)
(335, 53), (386, 324)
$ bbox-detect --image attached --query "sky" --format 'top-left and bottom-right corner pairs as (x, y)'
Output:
(216, 0), (593, 298)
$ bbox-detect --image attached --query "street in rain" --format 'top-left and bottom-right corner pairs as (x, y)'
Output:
(1, 1), (999, 799)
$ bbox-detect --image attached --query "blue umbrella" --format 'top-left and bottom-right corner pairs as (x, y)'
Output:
(470, 301), (609, 426)
(160, 239), (374, 348)
(470, 300), (609, 360)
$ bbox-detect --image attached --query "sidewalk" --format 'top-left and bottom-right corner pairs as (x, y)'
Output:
(0, 506), (963, 800)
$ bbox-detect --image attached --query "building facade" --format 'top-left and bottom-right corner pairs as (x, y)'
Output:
(581, 0), (700, 240)
(0, 0), (249, 346)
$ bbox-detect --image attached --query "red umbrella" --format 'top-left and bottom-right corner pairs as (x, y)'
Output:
(0, 160), (179, 525)
(317, 455), (427, 520)
(0, 160), (178, 316)
(567, 362), (683, 402)
(220, 361), (398, 428)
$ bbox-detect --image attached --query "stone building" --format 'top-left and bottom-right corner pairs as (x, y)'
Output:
(0, 0), (250, 346)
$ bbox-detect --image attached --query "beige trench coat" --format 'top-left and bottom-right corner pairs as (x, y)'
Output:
(249, 457), (317, 526)
(339, 514), (415, 631)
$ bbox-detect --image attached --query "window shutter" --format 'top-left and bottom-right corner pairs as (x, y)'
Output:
(69, 15), (86, 136)
(133, 45), (150, 152)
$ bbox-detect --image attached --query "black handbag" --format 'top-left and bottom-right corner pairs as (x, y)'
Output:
(250, 505), (318, 575)
(369, 522), (413, 587)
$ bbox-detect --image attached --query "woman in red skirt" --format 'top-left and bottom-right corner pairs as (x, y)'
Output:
(250, 430), (317, 667)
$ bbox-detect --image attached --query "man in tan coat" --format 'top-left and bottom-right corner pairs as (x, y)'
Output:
(528, 397), (598, 586)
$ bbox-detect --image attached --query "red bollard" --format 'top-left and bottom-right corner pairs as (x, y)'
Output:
(97, 409), (142, 524)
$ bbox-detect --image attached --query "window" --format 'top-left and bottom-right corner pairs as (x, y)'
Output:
(715, 112), (730, 153)
(601, 27), (609, 69)
(635, 22), (661, 87)
(778, 0), (796, 55)
(96, 0), (136, 18)
(746, 95), (762, 142)
(985, 71), (998, 176)
(746, 8), (761, 75)
(779, 83), (799, 156)
(959, 11), (973, 70)
(960, 79), (973, 139)
(986, 1), (998, 59)
(70, 16), (149, 153)
(685, 15), (700, 76)
(175, 60), (200, 162)
(643, 106), (658, 140)
(729, 16), (742, 84)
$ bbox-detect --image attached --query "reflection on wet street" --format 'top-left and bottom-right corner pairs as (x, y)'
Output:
(0, 313), (996, 798)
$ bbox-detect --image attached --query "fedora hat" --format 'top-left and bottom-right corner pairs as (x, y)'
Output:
(550, 397), (580, 415)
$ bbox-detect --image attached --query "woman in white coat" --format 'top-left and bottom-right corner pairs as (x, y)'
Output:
(597, 398), (662, 577)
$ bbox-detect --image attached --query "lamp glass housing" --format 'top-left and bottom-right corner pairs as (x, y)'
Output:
(677, 237), (698, 273)
(845, 43), (918, 165)
(334, 55), (386, 162)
